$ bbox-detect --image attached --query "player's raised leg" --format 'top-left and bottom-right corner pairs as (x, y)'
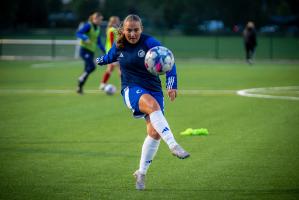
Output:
(139, 94), (190, 159)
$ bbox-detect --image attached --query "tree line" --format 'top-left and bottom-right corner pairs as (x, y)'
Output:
(1, 0), (298, 34)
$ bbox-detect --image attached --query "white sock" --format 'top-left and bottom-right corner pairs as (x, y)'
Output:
(139, 136), (160, 175)
(149, 110), (178, 149)
(79, 72), (88, 82)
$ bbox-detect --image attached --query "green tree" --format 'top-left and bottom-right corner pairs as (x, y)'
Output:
(72, 0), (101, 22)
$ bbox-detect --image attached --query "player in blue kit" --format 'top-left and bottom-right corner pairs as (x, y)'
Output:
(96, 14), (190, 190)
(76, 12), (106, 94)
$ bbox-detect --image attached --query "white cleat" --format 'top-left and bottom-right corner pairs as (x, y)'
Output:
(133, 170), (145, 190)
(170, 144), (190, 159)
(99, 83), (106, 90)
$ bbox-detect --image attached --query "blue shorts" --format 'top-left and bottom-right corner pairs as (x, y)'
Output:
(121, 86), (164, 118)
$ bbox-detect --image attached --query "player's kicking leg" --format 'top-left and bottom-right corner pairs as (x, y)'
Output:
(149, 110), (190, 159)
(139, 94), (190, 159)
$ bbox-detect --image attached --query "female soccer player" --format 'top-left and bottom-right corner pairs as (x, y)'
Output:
(99, 16), (121, 90)
(76, 12), (106, 94)
(96, 14), (190, 190)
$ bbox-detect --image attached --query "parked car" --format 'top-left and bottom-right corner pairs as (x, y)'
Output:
(259, 25), (279, 33)
(198, 20), (224, 32)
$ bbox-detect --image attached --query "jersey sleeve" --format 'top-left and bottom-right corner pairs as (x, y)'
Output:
(145, 36), (178, 90)
(166, 64), (178, 90)
(76, 23), (90, 41)
(144, 36), (161, 49)
(96, 43), (118, 66)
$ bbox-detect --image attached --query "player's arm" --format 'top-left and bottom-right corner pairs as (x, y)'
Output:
(76, 23), (91, 42)
(96, 43), (118, 66)
(97, 36), (106, 54)
(166, 64), (178, 101)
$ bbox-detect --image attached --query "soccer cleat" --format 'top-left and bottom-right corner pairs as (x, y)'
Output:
(76, 86), (83, 94)
(170, 144), (190, 159)
(246, 59), (253, 65)
(99, 83), (106, 90)
(133, 170), (145, 190)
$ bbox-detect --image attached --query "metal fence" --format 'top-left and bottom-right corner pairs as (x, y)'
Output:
(0, 35), (298, 60)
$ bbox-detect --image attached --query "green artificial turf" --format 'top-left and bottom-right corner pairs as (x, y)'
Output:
(0, 60), (299, 199)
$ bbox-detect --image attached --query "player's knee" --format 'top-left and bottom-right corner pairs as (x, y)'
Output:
(147, 99), (160, 112)
(105, 69), (112, 74)
(148, 130), (161, 140)
(87, 65), (95, 73)
(109, 66), (115, 72)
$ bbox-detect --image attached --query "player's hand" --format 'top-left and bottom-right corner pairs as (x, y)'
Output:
(167, 89), (177, 102)
(96, 56), (104, 65)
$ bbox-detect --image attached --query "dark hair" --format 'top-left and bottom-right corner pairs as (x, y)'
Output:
(116, 14), (143, 48)
(88, 12), (102, 22)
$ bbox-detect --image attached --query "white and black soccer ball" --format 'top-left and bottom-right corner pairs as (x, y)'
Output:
(144, 46), (175, 76)
(104, 84), (116, 95)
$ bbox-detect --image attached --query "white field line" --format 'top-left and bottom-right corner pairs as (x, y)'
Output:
(237, 86), (299, 101)
(179, 89), (236, 95)
(31, 61), (81, 68)
(0, 89), (102, 94)
(0, 87), (299, 101)
(0, 89), (235, 95)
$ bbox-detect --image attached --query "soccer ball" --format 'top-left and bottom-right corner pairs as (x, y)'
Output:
(104, 84), (116, 95)
(144, 46), (175, 76)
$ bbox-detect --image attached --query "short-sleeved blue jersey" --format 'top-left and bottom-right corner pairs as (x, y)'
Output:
(97, 34), (177, 92)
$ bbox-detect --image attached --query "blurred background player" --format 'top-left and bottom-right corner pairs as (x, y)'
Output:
(243, 21), (257, 64)
(76, 12), (106, 94)
(96, 14), (190, 190)
(99, 16), (121, 90)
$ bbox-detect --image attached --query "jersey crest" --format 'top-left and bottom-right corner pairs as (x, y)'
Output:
(138, 49), (145, 58)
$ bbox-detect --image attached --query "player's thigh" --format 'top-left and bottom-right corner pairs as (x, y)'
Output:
(121, 86), (161, 118)
(139, 94), (161, 114)
(80, 50), (95, 73)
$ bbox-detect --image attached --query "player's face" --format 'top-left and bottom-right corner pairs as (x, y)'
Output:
(111, 17), (120, 27)
(93, 15), (103, 26)
(123, 20), (142, 44)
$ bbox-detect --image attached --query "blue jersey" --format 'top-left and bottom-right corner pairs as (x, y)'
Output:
(97, 34), (177, 92)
